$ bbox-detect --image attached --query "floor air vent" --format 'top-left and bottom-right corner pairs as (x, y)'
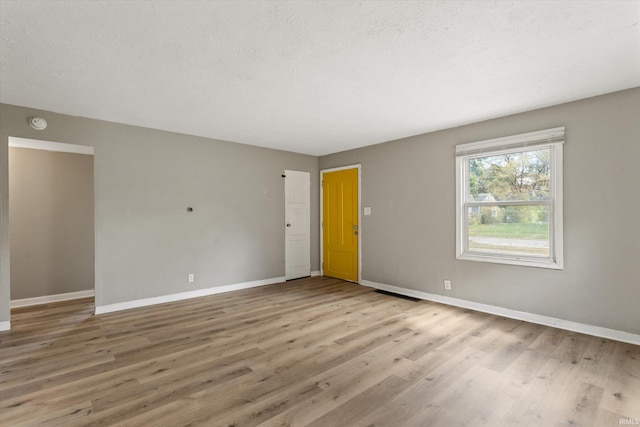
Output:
(375, 289), (421, 302)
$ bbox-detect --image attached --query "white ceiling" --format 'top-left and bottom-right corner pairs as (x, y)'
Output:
(1, 1), (639, 156)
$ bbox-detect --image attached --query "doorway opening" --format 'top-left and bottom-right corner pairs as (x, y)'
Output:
(8, 137), (95, 318)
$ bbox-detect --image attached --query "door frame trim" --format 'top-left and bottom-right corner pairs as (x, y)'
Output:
(320, 164), (362, 283)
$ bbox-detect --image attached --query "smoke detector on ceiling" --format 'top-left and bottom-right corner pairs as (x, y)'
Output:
(28, 116), (47, 130)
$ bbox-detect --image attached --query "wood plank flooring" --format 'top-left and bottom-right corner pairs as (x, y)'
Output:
(1, 276), (639, 426)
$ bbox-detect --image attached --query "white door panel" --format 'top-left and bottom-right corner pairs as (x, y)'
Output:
(288, 207), (307, 234)
(285, 170), (310, 280)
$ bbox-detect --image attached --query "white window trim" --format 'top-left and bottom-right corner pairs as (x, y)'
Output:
(455, 127), (564, 270)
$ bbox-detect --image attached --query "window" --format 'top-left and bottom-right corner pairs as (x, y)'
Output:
(456, 127), (564, 269)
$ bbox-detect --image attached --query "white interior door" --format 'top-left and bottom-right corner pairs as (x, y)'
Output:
(285, 170), (310, 280)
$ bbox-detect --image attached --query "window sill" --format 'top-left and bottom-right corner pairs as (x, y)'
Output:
(456, 253), (563, 270)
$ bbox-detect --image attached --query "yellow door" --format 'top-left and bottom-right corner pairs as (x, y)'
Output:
(323, 168), (358, 282)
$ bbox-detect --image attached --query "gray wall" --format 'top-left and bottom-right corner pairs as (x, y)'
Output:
(320, 88), (640, 335)
(9, 147), (94, 300)
(0, 104), (319, 325)
(2, 89), (638, 335)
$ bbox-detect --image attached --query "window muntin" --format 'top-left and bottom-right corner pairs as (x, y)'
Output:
(456, 128), (563, 269)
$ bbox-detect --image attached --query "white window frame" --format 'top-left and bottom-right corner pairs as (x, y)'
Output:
(455, 127), (564, 269)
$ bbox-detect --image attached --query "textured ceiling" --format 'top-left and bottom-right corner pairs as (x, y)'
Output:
(1, 1), (639, 156)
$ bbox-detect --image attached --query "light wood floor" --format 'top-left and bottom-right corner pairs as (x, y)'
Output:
(1, 277), (638, 426)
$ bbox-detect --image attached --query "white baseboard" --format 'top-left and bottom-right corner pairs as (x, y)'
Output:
(11, 289), (95, 308)
(361, 280), (640, 346)
(311, 270), (321, 277)
(0, 320), (10, 331)
(95, 276), (286, 315)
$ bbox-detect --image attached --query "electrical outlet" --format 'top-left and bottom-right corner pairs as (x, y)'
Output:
(188, 274), (194, 283)
(444, 280), (452, 290)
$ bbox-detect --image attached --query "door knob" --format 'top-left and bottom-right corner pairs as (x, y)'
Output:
(286, 223), (291, 227)
(352, 225), (358, 230)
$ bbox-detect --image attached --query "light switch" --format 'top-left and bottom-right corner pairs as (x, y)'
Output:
(364, 207), (372, 216)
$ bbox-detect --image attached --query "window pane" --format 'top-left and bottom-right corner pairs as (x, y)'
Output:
(467, 205), (549, 257)
(468, 148), (550, 201)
